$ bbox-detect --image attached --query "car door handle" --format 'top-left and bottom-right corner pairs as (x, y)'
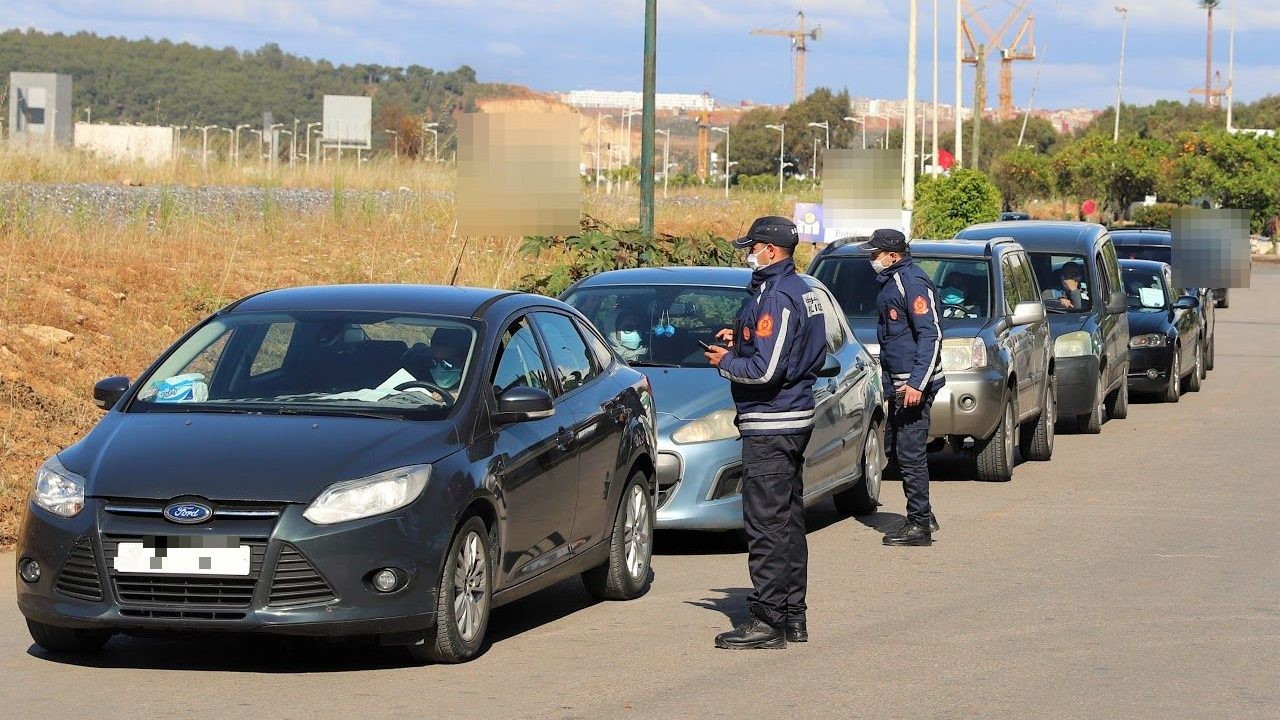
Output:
(556, 426), (575, 451)
(605, 400), (628, 425)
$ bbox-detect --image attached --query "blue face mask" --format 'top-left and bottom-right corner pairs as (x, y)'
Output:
(434, 359), (462, 388)
(941, 287), (965, 305)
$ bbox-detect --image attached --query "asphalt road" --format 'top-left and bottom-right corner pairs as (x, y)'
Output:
(3, 268), (1278, 720)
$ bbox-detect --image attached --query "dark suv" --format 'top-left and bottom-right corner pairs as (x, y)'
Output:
(957, 222), (1130, 434)
(809, 237), (1054, 482)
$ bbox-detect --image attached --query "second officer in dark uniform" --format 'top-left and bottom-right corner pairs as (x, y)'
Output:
(857, 229), (945, 547)
(704, 216), (827, 649)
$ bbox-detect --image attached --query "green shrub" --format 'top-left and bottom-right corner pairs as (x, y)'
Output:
(913, 168), (1003, 239)
(1130, 202), (1176, 229)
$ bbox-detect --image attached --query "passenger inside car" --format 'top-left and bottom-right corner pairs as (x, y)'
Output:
(607, 310), (648, 362)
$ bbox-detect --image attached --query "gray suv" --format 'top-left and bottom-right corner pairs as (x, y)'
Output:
(809, 237), (1055, 482)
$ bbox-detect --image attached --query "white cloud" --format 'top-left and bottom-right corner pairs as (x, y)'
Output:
(487, 40), (523, 58)
(47, 0), (322, 29)
(1053, 0), (1280, 32)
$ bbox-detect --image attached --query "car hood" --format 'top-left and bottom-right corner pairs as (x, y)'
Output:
(60, 411), (461, 502)
(1047, 312), (1090, 335)
(639, 367), (732, 423)
(849, 317), (988, 346)
(1126, 310), (1172, 336)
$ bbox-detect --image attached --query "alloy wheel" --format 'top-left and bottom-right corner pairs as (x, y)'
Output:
(452, 531), (488, 643)
(864, 430), (882, 502)
(1003, 400), (1016, 462)
(622, 484), (652, 580)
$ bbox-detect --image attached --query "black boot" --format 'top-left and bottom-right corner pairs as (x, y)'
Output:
(714, 617), (787, 649)
(883, 520), (933, 546)
(785, 617), (808, 643)
(923, 514), (940, 533)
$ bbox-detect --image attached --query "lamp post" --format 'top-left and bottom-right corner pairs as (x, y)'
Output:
(197, 125), (217, 169)
(655, 129), (671, 198)
(622, 108), (642, 166)
(385, 128), (399, 159)
(766, 123), (786, 194)
(664, 163), (680, 199)
(904, 0), (919, 230)
(806, 120), (829, 186)
(422, 122), (439, 162)
(595, 112), (613, 194)
(843, 116), (867, 149)
(305, 121), (321, 166)
(724, 160), (738, 197)
(233, 124), (250, 166)
(710, 126), (729, 195)
(954, 0), (964, 167)
(1113, 4), (1129, 143)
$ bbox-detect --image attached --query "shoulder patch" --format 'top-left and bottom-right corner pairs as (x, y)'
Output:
(913, 295), (930, 316)
(801, 291), (823, 318)
(756, 313), (774, 338)
(889, 307), (899, 321)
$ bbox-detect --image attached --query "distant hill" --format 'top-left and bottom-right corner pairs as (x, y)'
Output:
(0, 28), (525, 153)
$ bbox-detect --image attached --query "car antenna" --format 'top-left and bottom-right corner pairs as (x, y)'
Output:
(446, 219), (466, 286)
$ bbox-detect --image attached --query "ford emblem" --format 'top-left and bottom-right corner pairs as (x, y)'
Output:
(163, 501), (213, 524)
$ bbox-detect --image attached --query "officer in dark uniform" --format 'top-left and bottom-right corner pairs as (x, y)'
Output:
(856, 229), (944, 547)
(704, 216), (827, 649)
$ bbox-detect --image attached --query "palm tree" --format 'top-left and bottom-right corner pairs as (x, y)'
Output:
(1199, 0), (1223, 108)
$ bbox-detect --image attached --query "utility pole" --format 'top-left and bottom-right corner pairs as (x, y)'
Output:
(955, 0), (963, 167)
(656, 128), (670, 198)
(844, 116), (867, 150)
(1114, 5), (1128, 143)
(931, 0), (940, 173)
(766, 124), (785, 194)
(904, 0), (919, 230)
(640, 0), (657, 236)
(267, 122), (283, 170)
(1226, 2), (1236, 129)
(806, 120), (829, 187)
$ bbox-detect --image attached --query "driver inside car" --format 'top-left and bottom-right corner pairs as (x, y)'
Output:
(400, 327), (471, 398)
(939, 272), (978, 318)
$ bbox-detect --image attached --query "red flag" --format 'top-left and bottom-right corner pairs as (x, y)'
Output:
(937, 147), (955, 170)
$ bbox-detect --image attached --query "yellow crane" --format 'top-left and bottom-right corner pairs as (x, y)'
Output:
(751, 11), (822, 104)
(962, 0), (1036, 123)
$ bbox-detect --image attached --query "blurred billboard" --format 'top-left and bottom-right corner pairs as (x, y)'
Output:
(822, 149), (905, 243)
(321, 95), (371, 149)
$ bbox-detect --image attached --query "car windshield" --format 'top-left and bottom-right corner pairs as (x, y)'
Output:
(1122, 266), (1170, 311)
(130, 311), (478, 419)
(1025, 253), (1092, 313)
(811, 255), (991, 321)
(561, 284), (750, 368)
(1117, 245), (1171, 264)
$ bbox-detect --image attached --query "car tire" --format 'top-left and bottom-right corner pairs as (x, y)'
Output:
(1205, 334), (1215, 371)
(582, 472), (654, 602)
(26, 620), (112, 654)
(1162, 350), (1182, 403)
(834, 419), (883, 516)
(1077, 375), (1105, 434)
(976, 394), (1016, 482)
(1186, 342), (1203, 393)
(1019, 376), (1055, 462)
(1105, 375), (1129, 420)
(411, 516), (492, 664)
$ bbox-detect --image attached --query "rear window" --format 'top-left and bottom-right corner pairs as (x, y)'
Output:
(1116, 245), (1171, 264)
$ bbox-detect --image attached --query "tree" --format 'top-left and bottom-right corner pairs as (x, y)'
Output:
(913, 168), (1002, 239)
(992, 146), (1055, 211)
(1158, 129), (1280, 232)
(717, 106), (785, 178)
(1051, 133), (1164, 218)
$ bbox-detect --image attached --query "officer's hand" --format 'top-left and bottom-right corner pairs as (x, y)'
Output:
(705, 344), (728, 367)
(902, 385), (924, 408)
(714, 328), (735, 347)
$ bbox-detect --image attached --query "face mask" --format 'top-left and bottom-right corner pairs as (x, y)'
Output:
(941, 288), (965, 305)
(434, 360), (462, 388)
(746, 252), (761, 271)
(870, 257), (888, 273)
(617, 330), (642, 350)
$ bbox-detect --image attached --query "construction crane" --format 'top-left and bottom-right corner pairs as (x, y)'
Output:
(1188, 70), (1227, 109)
(751, 11), (822, 104)
(962, 0), (1036, 123)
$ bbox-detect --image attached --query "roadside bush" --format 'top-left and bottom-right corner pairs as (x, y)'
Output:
(913, 168), (1002, 239)
(515, 216), (736, 297)
(1130, 202), (1176, 229)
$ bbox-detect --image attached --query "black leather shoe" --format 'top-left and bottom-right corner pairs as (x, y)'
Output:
(785, 618), (808, 643)
(714, 618), (787, 650)
(883, 521), (933, 546)
(923, 514), (940, 533)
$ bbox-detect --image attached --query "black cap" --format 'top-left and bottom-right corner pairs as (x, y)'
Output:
(732, 216), (800, 250)
(854, 228), (909, 254)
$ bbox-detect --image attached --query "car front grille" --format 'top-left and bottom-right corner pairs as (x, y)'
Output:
(267, 544), (335, 608)
(55, 537), (103, 601)
(102, 534), (268, 608)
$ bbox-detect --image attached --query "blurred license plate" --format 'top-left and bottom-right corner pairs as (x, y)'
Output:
(113, 536), (250, 576)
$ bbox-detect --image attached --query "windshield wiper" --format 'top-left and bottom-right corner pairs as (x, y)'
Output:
(628, 361), (682, 368)
(276, 406), (408, 420)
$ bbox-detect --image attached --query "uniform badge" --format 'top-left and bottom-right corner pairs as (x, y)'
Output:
(742, 326), (752, 342)
(889, 308), (898, 321)
(756, 313), (774, 338)
(913, 296), (930, 315)
(802, 291), (823, 317)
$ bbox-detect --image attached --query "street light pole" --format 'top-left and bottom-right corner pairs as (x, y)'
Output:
(711, 125), (729, 195)
(724, 161), (738, 197)
(639, 0), (657, 238)
(595, 112), (612, 194)
(806, 120), (829, 186)
(267, 122), (284, 170)
(932, 0), (940, 173)
(170, 125), (188, 165)
(904, 0), (919, 230)
(844, 116), (866, 150)
(954, 0), (963, 167)
(1113, 5), (1129, 143)
(655, 129), (670, 198)
(766, 124), (785, 194)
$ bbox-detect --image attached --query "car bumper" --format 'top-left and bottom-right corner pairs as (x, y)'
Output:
(15, 499), (443, 638)
(1054, 355), (1101, 419)
(1127, 347), (1174, 391)
(928, 368), (1006, 441)
(654, 437), (746, 531)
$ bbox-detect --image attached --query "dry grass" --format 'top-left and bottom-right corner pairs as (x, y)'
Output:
(0, 153), (815, 546)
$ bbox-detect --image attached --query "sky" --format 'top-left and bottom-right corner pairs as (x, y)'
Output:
(2, 0), (1277, 111)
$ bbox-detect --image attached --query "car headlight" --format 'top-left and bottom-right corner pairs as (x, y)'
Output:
(1053, 330), (1096, 358)
(33, 456), (86, 518)
(1129, 333), (1168, 348)
(672, 408), (740, 444)
(940, 337), (988, 372)
(303, 465), (431, 525)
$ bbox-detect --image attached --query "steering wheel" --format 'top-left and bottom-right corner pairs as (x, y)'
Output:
(941, 303), (971, 318)
(394, 380), (454, 405)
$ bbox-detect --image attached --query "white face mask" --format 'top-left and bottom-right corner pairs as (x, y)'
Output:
(746, 252), (761, 271)
(617, 330), (642, 350)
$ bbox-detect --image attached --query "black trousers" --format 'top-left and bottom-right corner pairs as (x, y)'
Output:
(885, 388), (937, 525)
(741, 430), (812, 628)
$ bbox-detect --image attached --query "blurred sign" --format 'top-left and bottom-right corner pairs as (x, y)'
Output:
(821, 149), (905, 242)
(793, 203), (823, 243)
(1081, 199), (1097, 216)
(322, 95), (372, 149)
(1171, 208), (1251, 289)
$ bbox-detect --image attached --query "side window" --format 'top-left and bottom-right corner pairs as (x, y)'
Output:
(532, 312), (597, 395)
(1095, 252), (1111, 300)
(807, 285), (846, 352)
(1000, 256), (1020, 314)
(576, 317), (615, 371)
(1100, 240), (1123, 300)
(249, 323), (294, 377)
(1013, 253), (1039, 305)
(491, 317), (549, 397)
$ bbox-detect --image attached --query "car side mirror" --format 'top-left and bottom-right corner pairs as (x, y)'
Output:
(494, 386), (554, 424)
(1107, 291), (1128, 314)
(817, 353), (841, 378)
(1009, 301), (1046, 326)
(93, 375), (131, 410)
(1173, 295), (1199, 310)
